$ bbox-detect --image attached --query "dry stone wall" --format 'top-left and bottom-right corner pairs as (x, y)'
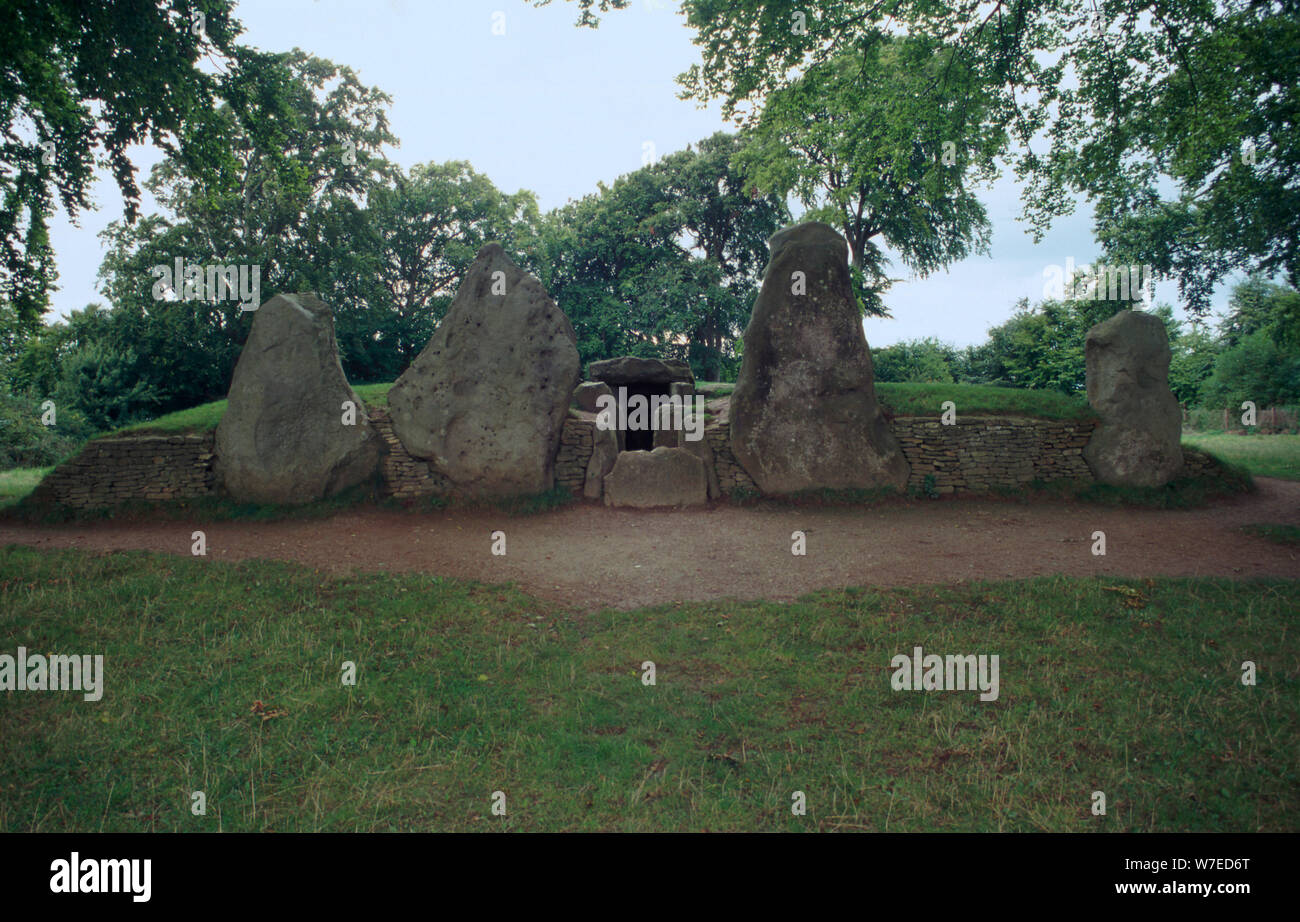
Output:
(555, 418), (595, 494)
(707, 426), (759, 495)
(892, 416), (1096, 493)
(371, 407), (450, 499)
(30, 434), (216, 509)
(33, 411), (1216, 511)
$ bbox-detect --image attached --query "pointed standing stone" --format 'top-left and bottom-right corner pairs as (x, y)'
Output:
(215, 293), (379, 504)
(387, 243), (581, 496)
(1082, 309), (1183, 486)
(729, 222), (909, 494)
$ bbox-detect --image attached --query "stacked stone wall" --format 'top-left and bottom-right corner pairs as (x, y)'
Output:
(30, 434), (215, 509)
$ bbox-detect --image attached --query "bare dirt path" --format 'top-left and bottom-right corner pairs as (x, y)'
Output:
(2, 479), (1297, 610)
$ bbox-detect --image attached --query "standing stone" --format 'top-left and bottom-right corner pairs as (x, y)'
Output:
(729, 222), (909, 494)
(574, 381), (612, 413)
(1082, 310), (1184, 486)
(215, 293), (379, 504)
(603, 447), (707, 508)
(387, 243), (580, 496)
(583, 425), (619, 500)
(648, 401), (719, 496)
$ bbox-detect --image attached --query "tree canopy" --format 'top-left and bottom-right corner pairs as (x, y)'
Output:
(0, 0), (245, 326)
(544, 0), (1300, 318)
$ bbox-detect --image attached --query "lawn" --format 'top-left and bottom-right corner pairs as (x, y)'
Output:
(1181, 432), (1300, 480)
(0, 546), (1294, 832)
(0, 467), (51, 509)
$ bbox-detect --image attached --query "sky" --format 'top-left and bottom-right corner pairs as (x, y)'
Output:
(45, 0), (1233, 348)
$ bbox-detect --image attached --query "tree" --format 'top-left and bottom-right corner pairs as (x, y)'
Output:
(732, 38), (1002, 315)
(545, 0), (1300, 317)
(94, 51), (397, 406)
(646, 133), (788, 377)
(871, 338), (956, 383)
(0, 0), (244, 327)
(367, 162), (540, 370)
(1220, 275), (1300, 349)
(1200, 329), (1300, 409)
(969, 295), (1180, 394)
(533, 135), (786, 378)
(1168, 324), (1220, 406)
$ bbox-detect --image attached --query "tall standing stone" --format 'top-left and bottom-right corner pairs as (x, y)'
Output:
(387, 243), (581, 496)
(215, 293), (380, 504)
(1082, 309), (1184, 486)
(729, 222), (909, 494)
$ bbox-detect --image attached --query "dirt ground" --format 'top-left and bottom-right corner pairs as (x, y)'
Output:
(3, 477), (1298, 610)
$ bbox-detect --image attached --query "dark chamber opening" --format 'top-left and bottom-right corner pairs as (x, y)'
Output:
(622, 383), (667, 452)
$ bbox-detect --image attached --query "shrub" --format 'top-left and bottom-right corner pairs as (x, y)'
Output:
(0, 388), (95, 469)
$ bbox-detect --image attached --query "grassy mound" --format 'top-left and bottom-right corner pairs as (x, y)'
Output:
(106, 381), (1095, 439)
(115, 382), (395, 437)
(876, 382), (1095, 420)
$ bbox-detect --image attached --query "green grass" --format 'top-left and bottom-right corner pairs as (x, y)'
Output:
(0, 467), (51, 509)
(1181, 432), (1300, 481)
(117, 399), (228, 435)
(0, 546), (1294, 832)
(1242, 524), (1300, 547)
(876, 382), (1096, 420)
(113, 382), (395, 437)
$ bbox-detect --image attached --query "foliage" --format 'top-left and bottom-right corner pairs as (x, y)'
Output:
(0, 387), (92, 468)
(1221, 274), (1300, 349)
(732, 37), (1002, 315)
(534, 133), (787, 378)
(1198, 330), (1300, 410)
(1168, 324), (1220, 407)
(872, 338), (956, 383)
(366, 162), (539, 373)
(548, 0), (1300, 318)
(0, 0), (244, 326)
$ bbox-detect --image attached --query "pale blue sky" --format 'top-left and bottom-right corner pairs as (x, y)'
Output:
(45, 0), (1227, 347)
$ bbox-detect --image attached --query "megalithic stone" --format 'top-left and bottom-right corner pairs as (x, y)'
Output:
(387, 243), (581, 496)
(1082, 309), (1183, 486)
(215, 292), (379, 504)
(729, 221), (909, 494)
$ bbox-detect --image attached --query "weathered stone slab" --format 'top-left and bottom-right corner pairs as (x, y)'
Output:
(729, 222), (909, 494)
(574, 381), (613, 413)
(215, 293), (379, 504)
(387, 243), (581, 496)
(588, 356), (694, 388)
(603, 447), (707, 508)
(1082, 310), (1183, 487)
